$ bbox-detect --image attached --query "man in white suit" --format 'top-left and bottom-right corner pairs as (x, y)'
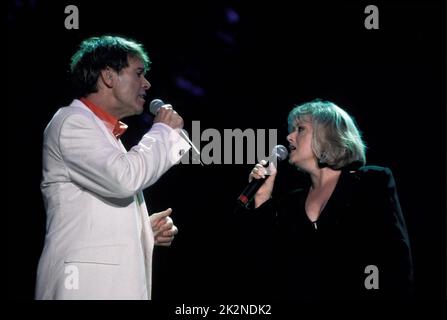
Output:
(35, 35), (191, 299)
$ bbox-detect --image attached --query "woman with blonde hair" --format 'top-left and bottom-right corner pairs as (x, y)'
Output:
(243, 99), (413, 299)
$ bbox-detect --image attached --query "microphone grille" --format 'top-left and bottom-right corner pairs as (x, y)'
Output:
(149, 99), (164, 115)
(272, 145), (288, 161)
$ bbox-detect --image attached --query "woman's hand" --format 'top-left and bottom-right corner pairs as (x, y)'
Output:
(249, 160), (277, 208)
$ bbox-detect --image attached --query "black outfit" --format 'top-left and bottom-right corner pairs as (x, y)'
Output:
(237, 164), (414, 299)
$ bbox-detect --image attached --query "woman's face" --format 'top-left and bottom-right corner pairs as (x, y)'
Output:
(287, 118), (317, 170)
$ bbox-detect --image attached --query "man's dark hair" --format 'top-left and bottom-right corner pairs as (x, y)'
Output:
(70, 35), (151, 97)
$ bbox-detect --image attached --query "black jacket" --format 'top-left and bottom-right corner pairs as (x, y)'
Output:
(237, 165), (414, 299)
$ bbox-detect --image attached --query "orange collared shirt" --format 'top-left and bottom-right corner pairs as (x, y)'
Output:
(80, 98), (128, 139)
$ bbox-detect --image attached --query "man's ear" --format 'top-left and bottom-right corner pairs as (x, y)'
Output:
(100, 67), (114, 88)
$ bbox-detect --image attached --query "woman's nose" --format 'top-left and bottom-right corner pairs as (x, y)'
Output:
(287, 132), (294, 142)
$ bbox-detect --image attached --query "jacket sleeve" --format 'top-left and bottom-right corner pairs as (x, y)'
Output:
(361, 167), (414, 298)
(57, 112), (190, 198)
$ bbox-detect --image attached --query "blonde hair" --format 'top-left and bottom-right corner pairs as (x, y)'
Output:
(287, 99), (366, 169)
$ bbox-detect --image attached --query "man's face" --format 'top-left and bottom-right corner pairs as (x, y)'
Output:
(112, 56), (150, 118)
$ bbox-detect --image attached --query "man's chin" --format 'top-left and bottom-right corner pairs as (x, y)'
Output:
(135, 104), (145, 115)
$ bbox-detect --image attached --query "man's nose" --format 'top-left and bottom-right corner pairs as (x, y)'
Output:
(143, 77), (151, 90)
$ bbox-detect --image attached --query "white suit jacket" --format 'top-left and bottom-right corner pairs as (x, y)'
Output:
(35, 99), (190, 300)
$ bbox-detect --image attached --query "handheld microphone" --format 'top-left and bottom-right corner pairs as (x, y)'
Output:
(237, 145), (288, 207)
(149, 99), (166, 115)
(149, 99), (202, 164)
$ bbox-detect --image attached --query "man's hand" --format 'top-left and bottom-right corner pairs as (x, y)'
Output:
(154, 104), (184, 130)
(149, 208), (179, 247)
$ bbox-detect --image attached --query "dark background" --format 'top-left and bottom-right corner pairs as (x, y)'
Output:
(8, 0), (445, 300)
